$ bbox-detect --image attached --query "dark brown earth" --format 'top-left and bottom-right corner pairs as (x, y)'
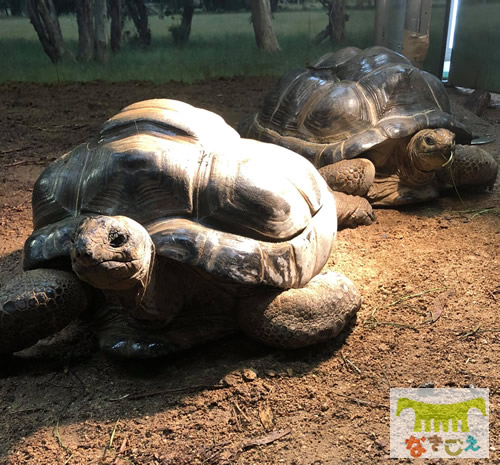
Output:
(0, 78), (498, 465)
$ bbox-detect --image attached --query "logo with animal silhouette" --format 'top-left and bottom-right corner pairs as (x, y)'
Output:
(396, 396), (487, 432)
(390, 388), (489, 459)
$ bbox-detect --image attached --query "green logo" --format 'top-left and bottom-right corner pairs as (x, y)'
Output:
(396, 397), (487, 432)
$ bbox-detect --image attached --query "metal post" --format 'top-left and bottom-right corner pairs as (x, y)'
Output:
(374, 0), (407, 53)
(402, 0), (433, 67)
(438, 0), (453, 80)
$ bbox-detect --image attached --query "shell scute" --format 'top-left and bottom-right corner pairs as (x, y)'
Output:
(33, 133), (201, 230)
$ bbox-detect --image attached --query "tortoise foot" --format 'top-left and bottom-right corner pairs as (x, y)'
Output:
(333, 191), (375, 228)
(0, 269), (90, 354)
(96, 309), (179, 359)
(237, 271), (361, 349)
(96, 306), (236, 359)
(367, 174), (440, 206)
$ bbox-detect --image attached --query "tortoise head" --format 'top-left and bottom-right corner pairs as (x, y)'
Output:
(70, 216), (154, 300)
(407, 128), (456, 172)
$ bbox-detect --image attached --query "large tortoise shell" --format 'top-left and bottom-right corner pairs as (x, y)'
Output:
(242, 46), (472, 168)
(26, 99), (336, 289)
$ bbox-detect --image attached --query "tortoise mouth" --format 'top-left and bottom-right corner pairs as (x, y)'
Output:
(415, 147), (454, 172)
(72, 257), (145, 290)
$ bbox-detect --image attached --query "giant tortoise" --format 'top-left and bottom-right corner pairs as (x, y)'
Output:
(0, 99), (361, 359)
(239, 46), (498, 225)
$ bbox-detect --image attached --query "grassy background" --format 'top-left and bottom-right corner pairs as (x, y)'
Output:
(0, 4), (497, 87)
(0, 9), (376, 83)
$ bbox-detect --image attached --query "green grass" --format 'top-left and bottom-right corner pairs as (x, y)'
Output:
(0, 10), (376, 83)
(1, 5), (498, 86)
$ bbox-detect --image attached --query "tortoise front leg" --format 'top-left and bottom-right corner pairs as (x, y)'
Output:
(237, 271), (361, 349)
(318, 158), (375, 196)
(0, 269), (91, 354)
(367, 174), (440, 206)
(333, 191), (375, 229)
(94, 307), (236, 359)
(319, 158), (376, 228)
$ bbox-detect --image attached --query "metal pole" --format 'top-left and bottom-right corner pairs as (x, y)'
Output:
(402, 0), (433, 67)
(374, 0), (406, 53)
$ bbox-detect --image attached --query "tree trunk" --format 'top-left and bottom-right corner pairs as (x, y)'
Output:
(171, 0), (195, 47)
(109, 0), (122, 52)
(126, 0), (151, 46)
(27, 0), (73, 63)
(313, 0), (347, 45)
(75, 0), (94, 62)
(249, 0), (280, 53)
(93, 0), (107, 62)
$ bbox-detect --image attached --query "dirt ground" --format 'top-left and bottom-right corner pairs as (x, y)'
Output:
(0, 77), (498, 465)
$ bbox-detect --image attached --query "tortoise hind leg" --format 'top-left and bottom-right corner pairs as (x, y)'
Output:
(436, 144), (498, 191)
(237, 271), (361, 349)
(0, 269), (91, 354)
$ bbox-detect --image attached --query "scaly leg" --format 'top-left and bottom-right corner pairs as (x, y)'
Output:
(237, 271), (361, 349)
(436, 144), (498, 191)
(319, 159), (375, 228)
(318, 158), (375, 196)
(0, 269), (91, 354)
(94, 304), (237, 359)
(333, 191), (375, 229)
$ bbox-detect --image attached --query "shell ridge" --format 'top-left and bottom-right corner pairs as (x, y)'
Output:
(73, 142), (93, 218)
(269, 70), (310, 125)
(354, 81), (378, 125)
(424, 78), (443, 111)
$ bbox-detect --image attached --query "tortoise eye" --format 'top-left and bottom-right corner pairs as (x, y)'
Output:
(109, 229), (128, 248)
(424, 136), (435, 146)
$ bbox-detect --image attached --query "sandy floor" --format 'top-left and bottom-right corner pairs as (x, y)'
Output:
(0, 78), (498, 464)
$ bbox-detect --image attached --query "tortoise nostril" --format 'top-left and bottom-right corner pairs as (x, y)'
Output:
(75, 249), (92, 259)
(109, 230), (128, 248)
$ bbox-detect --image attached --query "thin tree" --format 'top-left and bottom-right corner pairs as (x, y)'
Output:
(27, 0), (73, 63)
(170, 0), (195, 47)
(249, 0), (280, 53)
(94, 0), (107, 61)
(126, 0), (151, 46)
(109, 0), (122, 52)
(75, 0), (94, 62)
(313, 0), (348, 45)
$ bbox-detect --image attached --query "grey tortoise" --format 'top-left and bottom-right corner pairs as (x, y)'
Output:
(0, 99), (361, 359)
(239, 46), (498, 228)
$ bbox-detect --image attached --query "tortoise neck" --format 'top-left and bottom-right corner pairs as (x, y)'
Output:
(398, 138), (436, 187)
(105, 243), (157, 318)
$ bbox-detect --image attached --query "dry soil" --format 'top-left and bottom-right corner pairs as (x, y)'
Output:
(0, 78), (498, 464)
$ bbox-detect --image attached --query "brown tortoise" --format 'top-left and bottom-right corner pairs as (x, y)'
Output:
(0, 99), (360, 359)
(239, 46), (498, 228)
